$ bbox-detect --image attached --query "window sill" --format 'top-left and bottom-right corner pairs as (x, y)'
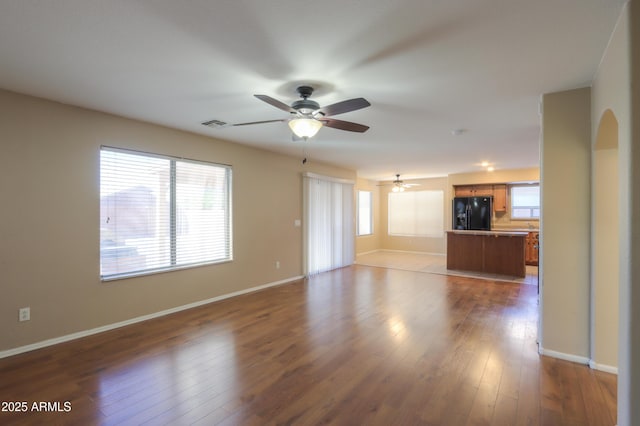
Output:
(101, 258), (233, 282)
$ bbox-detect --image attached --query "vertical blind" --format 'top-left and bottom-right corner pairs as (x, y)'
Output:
(304, 174), (354, 275)
(100, 147), (232, 280)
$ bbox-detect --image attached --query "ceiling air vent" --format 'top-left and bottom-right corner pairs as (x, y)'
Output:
(201, 119), (228, 128)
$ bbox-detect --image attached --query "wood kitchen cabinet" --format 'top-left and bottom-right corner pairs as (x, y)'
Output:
(492, 184), (507, 212)
(454, 186), (474, 197)
(525, 231), (539, 265)
(447, 231), (527, 277)
(454, 184), (507, 212)
(454, 184), (493, 197)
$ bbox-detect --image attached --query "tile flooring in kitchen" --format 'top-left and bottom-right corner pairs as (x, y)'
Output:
(355, 250), (538, 285)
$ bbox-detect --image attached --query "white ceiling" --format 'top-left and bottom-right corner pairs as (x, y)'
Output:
(0, 0), (626, 180)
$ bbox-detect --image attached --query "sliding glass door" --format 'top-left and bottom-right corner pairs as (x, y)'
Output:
(303, 173), (354, 275)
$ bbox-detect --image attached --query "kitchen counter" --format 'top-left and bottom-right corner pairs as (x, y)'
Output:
(446, 231), (526, 277)
(492, 227), (539, 232)
(449, 230), (528, 237)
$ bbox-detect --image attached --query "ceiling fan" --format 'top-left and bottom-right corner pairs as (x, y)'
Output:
(379, 174), (421, 192)
(205, 86), (370, 139)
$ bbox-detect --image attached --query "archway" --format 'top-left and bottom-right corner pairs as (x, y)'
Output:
(591, 109), (619, 371)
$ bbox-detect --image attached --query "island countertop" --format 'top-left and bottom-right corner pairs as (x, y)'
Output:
(447, 230), (529, 237)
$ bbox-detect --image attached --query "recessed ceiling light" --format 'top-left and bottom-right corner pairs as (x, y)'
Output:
(481, 161), (489, 167)
(487, 166), (495, 172)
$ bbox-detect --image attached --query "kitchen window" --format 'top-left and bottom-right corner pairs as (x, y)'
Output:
(357, 191), (373, 236)
(100, 147), (232, 280)
(510, 184), (540, 219)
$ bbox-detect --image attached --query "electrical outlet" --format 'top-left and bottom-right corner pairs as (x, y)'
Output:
(19, 307), (30, 322)
(275, 261), (280, 269)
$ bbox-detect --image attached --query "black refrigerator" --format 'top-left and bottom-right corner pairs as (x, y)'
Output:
(452, 196), (492, 231)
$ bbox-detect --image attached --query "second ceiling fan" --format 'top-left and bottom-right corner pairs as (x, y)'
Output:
(232, 85), (371, 139)
(379, 174), (421, 192)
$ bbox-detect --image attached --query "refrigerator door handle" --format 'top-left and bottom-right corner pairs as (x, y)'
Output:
(466, 205), (471, 230)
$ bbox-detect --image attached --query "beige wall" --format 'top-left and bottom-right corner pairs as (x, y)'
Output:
(448, 167), (540, 187)
(355, 178), (381, 254)
(378, 177), (448, 254)
(630, 2), (640, 424)
(0, 89), (355, 352)
(591, 2), (640, 425)
(630, 3), (640, 424)
(592, 145), (619, 369)
(540, 87), (591, 359)
(592, 3), (634, 424)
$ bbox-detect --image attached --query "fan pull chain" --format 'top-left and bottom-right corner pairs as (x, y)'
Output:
(302, 142), (308, 165)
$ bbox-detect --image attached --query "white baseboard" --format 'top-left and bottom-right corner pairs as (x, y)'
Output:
(589, 360), (619, 375)
(0, 275), (304, 360)
(539, 347), (619, 375)
(355, 249), (381, 256)
(379, 249), (446, 256)
(539, 347), (590, 365)
(356, 249), (446, 257)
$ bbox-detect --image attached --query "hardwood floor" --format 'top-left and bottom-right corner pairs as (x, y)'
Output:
(0, 265), (616, 425)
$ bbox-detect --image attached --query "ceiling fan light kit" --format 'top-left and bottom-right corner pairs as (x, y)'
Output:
(288, 117), (323, 138)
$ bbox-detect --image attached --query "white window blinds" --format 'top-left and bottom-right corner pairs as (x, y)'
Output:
(511, 185), (540, 219)
(388, 190), (444, 237)
(100, 147), (232, 280)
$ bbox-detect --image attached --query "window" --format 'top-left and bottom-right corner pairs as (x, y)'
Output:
(388, 190), (444, 237)
(100, 147), (232, 280)
(357, 191), (373, 236)
(510, 184), (540, 219)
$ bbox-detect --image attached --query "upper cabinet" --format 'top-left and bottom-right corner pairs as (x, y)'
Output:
(454, 186), (474, 197)
(454, 184), (507, 213)
(454, 184), (493, 197)
(492, 184), (507, 212)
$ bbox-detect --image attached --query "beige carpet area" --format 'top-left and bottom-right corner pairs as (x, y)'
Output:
(355, 250), (539, 285)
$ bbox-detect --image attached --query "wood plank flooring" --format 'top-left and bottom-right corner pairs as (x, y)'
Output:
(0, 265), (616, 425)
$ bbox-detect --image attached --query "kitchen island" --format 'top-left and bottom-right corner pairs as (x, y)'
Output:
(446, 230), (528, 277)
